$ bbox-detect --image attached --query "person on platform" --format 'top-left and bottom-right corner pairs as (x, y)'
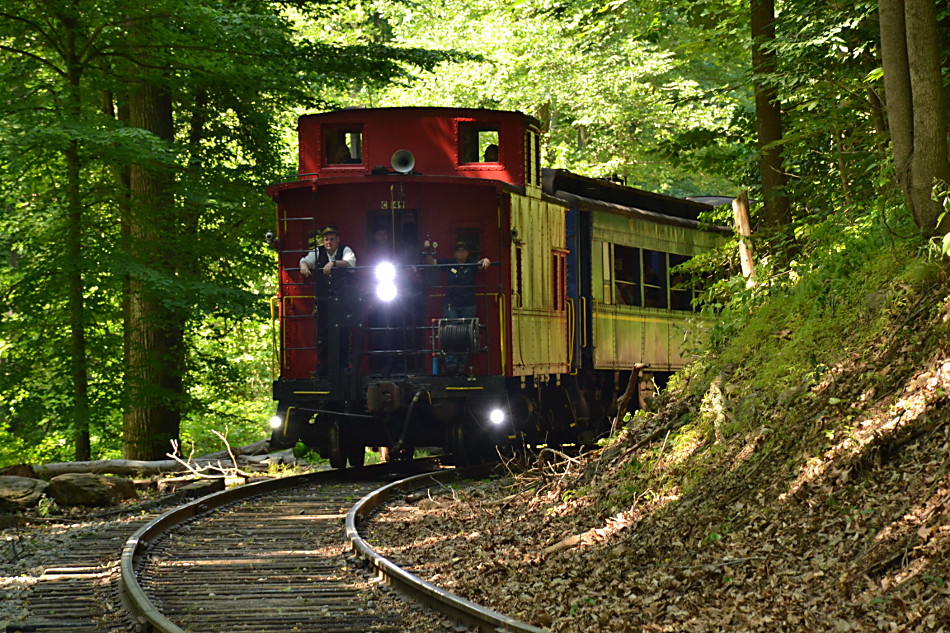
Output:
(426, 241), (490, 375)
(299, 226), (357, 376)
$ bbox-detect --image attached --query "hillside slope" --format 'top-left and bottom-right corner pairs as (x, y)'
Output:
(369, 243), (950, 632)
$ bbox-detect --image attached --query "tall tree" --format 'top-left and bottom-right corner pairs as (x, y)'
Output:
(61, 2), (94, 460)
(750, 0), (791, 229)
(123, 70), (181, 459)
(878, 0), (950, 237)
(0, 0), (107, 460)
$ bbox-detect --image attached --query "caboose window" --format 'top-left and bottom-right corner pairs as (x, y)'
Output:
(324, 127), (362, 165)
(460, 123), (499, 163)
(613, 245), (641, 307)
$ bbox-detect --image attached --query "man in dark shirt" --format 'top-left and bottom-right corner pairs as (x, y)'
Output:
(427, 242), (489, 374)
(430, 241), (490, 318)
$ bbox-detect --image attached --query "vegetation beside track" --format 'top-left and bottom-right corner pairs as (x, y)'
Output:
(367, 242), (950, 632)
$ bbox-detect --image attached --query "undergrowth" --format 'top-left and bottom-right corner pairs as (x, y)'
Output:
(590, 229), (949, 524)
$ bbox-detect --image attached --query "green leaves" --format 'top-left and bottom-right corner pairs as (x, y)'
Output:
(1, 0), (458, 462)
(364, 0), (745, 195)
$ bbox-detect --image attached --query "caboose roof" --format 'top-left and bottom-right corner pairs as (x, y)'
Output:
(299, 106), (541, 128)
(294, 106), (541, 187)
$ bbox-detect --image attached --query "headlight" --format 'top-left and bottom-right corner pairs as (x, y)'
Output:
(269, 415), (283, 430)
(376, 282), (397, 302)
(489, 408), (505, 425)
(375, 261), (396, 282)
(375, 262), (398, 302)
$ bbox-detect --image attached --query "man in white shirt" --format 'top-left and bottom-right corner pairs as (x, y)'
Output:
(299, 226), (357, 277)
(299, 226), (357, 376)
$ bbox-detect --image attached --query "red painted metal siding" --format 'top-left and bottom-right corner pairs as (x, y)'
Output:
(297, 107), (530, 187)
(272, 175), (513, 378)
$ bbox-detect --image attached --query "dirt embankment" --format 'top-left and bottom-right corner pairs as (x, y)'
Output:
(368, 278), (950, 632)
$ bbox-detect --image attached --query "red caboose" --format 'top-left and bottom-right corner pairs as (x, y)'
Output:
(267, 107), (725, 467)
(267, 107), (571, 466)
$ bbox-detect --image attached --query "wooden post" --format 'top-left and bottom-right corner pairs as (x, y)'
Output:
(732, 190), (755, 286)
(611, 363), (650, 435)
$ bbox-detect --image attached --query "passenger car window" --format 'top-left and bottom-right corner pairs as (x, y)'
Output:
(642, 250), (668, 309)
(613, 245), (641, 307)
(669, 254), (696, 311)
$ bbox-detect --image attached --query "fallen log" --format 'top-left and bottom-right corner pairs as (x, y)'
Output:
(32, 440), (292, 478)
(197, 438), (271, 460)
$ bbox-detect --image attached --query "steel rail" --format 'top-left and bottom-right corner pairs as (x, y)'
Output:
(346, 466), (552, 633)
(119, 459), (440, 633)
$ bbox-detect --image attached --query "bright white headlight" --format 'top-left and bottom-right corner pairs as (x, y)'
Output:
(489, 408), (505, 425)
(268, 415), (283, 430)
(375, 261), (396, 282)
(376, 282), (398, 302)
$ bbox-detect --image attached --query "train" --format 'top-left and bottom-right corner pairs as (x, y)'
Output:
(265, 107), (729, 466)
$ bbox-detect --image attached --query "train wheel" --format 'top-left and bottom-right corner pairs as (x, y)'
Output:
(346, 443), (365, 468)
(448, 420), (474, 466)
(326, 420), (346, 469)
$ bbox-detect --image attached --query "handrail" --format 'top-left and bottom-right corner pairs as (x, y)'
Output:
(581, 296), (588, 348)
(498, 292), (507, 375)
(566, 297), (575, 370)
(270, 296), (280, 376)
(280, 294), (318, 370)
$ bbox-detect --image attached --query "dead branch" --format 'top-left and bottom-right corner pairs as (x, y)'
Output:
(165, 448), (255, 480)
(211, 429), (240, 470)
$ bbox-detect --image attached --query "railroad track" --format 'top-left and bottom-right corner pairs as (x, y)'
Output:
(121, 460), (548, 633)
(6, 459), (547, 633)
(5, 513), (158, 633)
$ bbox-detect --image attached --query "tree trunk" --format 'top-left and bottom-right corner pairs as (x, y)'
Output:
(879, 0), (950, 236)
(733, 191), (756, 285)
(62, 11), (91, 461)
(123, 80), (183, 460)
(750, 0), (791, 229)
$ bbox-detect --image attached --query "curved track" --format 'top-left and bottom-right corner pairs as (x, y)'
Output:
(121, 461), (549, 633)
(5, 513), (158, 632)
(347, 468), (549, 633)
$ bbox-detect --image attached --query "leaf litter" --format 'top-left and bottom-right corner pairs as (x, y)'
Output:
(366, 289), (950, 632)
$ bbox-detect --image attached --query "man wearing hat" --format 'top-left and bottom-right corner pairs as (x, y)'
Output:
(426, 241), (490, 375)
(299, 226), (357, 278)
(442, 242), (489, 318)
(299, 226), (357, 375)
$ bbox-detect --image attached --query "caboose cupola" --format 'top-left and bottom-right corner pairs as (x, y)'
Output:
(296, 107), (542, 190)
